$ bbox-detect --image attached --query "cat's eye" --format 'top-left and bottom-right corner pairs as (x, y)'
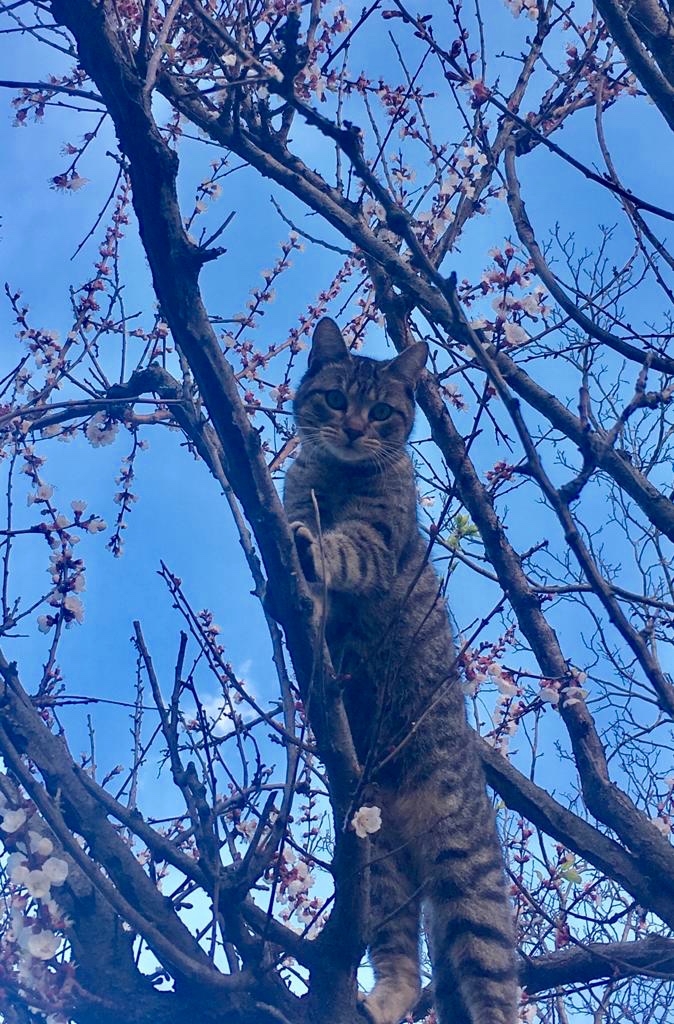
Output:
(324, 390), (347, 411)
(370, 402), (393, 421)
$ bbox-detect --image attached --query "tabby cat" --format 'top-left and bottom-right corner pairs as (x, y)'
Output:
(284, 319), (517, 1024)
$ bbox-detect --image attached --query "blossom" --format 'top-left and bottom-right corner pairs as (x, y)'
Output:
(7, 852), (29, 885)
(495, 678), (518, 698)
(67, 174), (89, 191)
(561, 685), (589, 708)
(85, 412), (119, 447)
(28, 831), (53, 856)
(1, 807), (28, 832)
(236, 819), (257, 840)
(351, 805), (382, 839)
(540, 687), (560, 705)
(71, 499), (87, 513)
(503, 322), (529, 346)
(288, 869), (314, 896)
(42, 857), (69, 885)
(27, 928), (60, 960)
(63, 594), (84, 624)
(37, 615), (52, 634)
(25, 869), (52, 899)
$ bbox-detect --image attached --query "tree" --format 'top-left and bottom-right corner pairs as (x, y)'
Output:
(0, 0), (673, 1021)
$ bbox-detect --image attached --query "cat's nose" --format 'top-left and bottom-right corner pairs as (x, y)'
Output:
(344, 423), (365, 442)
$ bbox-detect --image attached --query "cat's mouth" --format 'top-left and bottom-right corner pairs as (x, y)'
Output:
(325, 441), (372, 463)
(325, 442), (366, 462)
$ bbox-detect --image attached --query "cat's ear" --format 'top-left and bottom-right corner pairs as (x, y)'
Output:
(386, 342), (428, 384)
(309, 318), (349, 368)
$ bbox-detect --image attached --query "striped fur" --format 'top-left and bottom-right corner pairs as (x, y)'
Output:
(284, 319), (517, 1024)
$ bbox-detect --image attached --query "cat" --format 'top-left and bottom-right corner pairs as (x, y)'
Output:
(283, 318), (517, 1024)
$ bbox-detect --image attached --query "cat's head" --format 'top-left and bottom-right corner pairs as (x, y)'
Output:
(294, 318), (428, 465)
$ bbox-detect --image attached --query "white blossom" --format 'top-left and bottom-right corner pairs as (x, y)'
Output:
(503, 322), (529, 346)
(495, 677), (518, 697)
(1, 807), (28, 833)
(25, 869), (52, 899)
(63, 594), (84, 623)
(42, 857), (69, 885)
(27, 928), (60, 960)
(351, 805), (382, 839)
(28, 831), (53, 856)
(7, 853), (30, 885)
(85, 412), (119, 448)
(67, 175), (89, 191)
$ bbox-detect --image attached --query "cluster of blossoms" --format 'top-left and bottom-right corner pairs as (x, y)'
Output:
(271, 847), (325, 935)
(222, 232), (306, 409)
(17, 441), (103, 633)
(290, 3), (351, 102)
(19, 326), (64, 381)
(224, 249), (360, 421)
(538, 667), (588, 708)
(341, 286), (383, 351)
(84, 412), (120, 447)
(489, 690), (525, 754)
(107, 437), (148, 557)
(282, 256), (357, 353)
(504, 0), (538, 19)
(485, 460), (516, 491)
(51, 172), (89, 193)
(0, 792), (71, 1021)
(8, 290), (69, 398)
(40, 546), (85, 630)
(11, 69), (90, 125)
(373, 77), (435, 145)
(464, 246), (550, 349)
(184, 157), (227, 242)
(460, 627), (518, 698)
(68, 186), (132, 337)
(459, 629), (527, 752)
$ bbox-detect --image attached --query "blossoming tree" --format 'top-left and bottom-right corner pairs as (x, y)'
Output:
(0, 1), (674, 1023)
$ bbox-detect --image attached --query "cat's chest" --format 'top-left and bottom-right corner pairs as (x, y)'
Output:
(295, 473), (381, 526)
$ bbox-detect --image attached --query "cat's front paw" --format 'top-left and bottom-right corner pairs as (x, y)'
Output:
(290, 521), (320, 584)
